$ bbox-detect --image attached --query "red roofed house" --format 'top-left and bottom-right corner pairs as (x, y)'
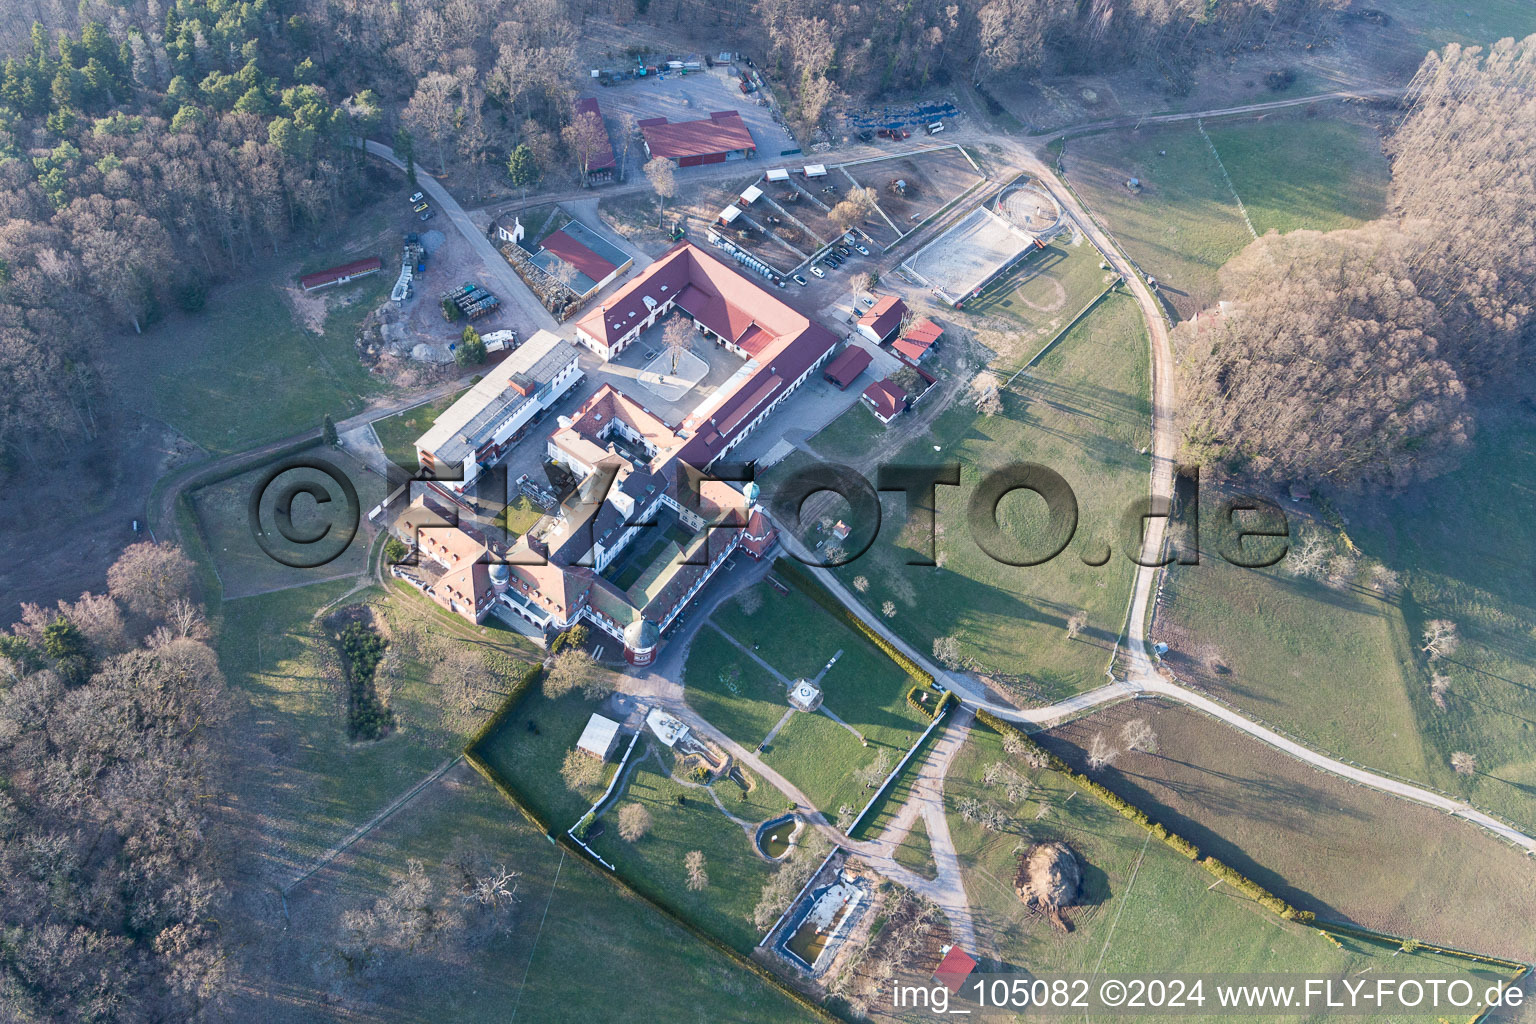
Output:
(573, 97), (617, 184)
(822, 345), (872, 389)
(300, 257), (383, 292)
(533, 220), (634, 300)
(639, 110), (756, 167)
(856, 295), (907, 343)
(932, 946), (977, 994)
(895, 317), (943, 363)
(861, 377), (909, 425)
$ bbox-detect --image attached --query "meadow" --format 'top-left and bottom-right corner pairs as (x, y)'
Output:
(824, 293), (1151, 698)
(1063, 110), (1390, 318)
(371, 386), (468, 473)
(946, 719), (1517, 1020)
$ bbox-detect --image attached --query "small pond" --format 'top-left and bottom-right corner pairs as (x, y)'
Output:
(755, 814), (799, 860)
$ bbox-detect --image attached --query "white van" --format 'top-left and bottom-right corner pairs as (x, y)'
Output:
(926, 121), (944, 135)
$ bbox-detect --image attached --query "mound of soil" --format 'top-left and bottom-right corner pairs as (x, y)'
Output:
(1014, 841), (1082, 932)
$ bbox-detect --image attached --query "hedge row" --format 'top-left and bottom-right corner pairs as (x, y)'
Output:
(772, 558), (934, 685)
(553, 826), (845, 1023)
(974, 709), (1314, 924)
(1311, 920), (1529, 973)
(463, 662), (550, 834)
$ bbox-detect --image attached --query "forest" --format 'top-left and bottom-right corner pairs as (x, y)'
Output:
(0, 0), (1354, 476)
(1178, 35), (1536, 490)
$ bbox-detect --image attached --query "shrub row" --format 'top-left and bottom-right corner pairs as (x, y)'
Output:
(974, 709), (1313, 923)
(1311, 920), (1528, 973)
(906, 684), (941, 718)
(772, 558), (934, 685)
(463, 661), (550, 834)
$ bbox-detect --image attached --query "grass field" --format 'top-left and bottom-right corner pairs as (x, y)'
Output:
(1155, 559), (1428, 781)
(233, 753), (819, 1022)
(587, 753), (778, 954)
(371, 388), (468, 473)
(190, 448), (383, 598)
(826, 293), (1151, 698)
(1036, 699), (1536, 962)
(1348, 407), (1536, 833)
(1063, 111), (1389, 318)
(103, 265), (390, 454)
(215, 578), (535, 875)
(892, 817), (936, 878)
(947, 720), (1514, 1016)
(701, 581), (931, 817)
(959, 236), (1118, 373)
(471, 686), (620, 831)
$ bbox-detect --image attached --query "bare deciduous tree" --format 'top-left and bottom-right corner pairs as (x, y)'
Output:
(543, 649), (608, 700)
(1450, 751), (1477, 777)
(1121, 718), (1158, 754)
(1422, 619), (1459, 661)
(107, 542), (194, 621)
(662, 316), (693, 373)
(684, 850), (708, 890)
(855, 747), (893, 789)
(643, 156), (676, 229)
(1065, 612), (1088, 640)
(618, 802), (652, 842)
(933, 635), (962, 669)
(1086, 732), (1118, 771)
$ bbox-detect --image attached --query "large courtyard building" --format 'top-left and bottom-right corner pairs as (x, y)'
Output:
(414, 330), (582, 491)
(398, 243), (834, 663)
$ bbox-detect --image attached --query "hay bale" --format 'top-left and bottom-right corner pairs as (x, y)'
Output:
(1014, 841), (1082, 932)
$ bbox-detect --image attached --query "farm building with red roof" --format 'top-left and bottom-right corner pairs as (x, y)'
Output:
(856, 295), (907, 343)
(861, 377), (909, 424)
(823, 346), (872, 389)
(299, 257), (382, 292)
(639, 110), (756, 166)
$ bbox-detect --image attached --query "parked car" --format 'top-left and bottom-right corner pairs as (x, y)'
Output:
(926, 120), (944, 134)
(419, 210), (435, 221)
(857, 130), (874, 142)
(810, 265), (825, 278)
(855, 243), (870, 256)
(409, 191), (424, 203)
(413, 201), (430, 213)
(793, 273), (808, 286)
(837, 245), (851, 256)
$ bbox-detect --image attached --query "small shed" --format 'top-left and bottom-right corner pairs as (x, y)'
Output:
(740, 184), (763, 204)
(577, 713), (622, 760)
(766, 168), (791, 182)
(717, 204), (743, 225)
(803, 164), (828, 178)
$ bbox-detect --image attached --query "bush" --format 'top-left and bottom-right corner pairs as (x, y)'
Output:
(336, 620), (393, 740)
(383, 536), (408, 563)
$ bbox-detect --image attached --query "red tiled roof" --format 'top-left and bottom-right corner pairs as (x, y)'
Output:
(574, 98), (617, 171)
(740, 508), (777, 558)
(299, 257), (382, 290)
(541, 227), (617, 285)
(640, 110), (755, 160)
(823, 346), (872, 388)
(892, 338), (928, 363)
(858, 295), (907, 339)
(903, 317), (943, 345)
(933, 946), (977, 993)
(861, 378), (908, 420)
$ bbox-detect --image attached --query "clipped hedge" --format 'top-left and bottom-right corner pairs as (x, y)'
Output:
(463, 661), (550, 834)
(906, 684), (942, 719)
(974, 709), (1313, 923)
(772, 558), (934, 685)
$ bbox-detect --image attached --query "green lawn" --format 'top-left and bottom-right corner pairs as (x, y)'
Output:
(683, 625), (793, 748)
(588, 754), (778, 954)
(946, 723), (1508, 1015)
(892, 816), (936, 879)
(1155, 559), (1428, 781)
(191, 448), (383, 598)
(806, 399), (889, 466)
(960, 237), (1119, 374)
(102, 267), (390, 454)
(1349, 407), (1536, 832)
(761, 709), (877, 819)
(1064, 112), (1389, 318)
(849, 715), (945, 840)
(704, 581), (932, 818)
(216, 579), (534, 870)
(371, 387), (468, 473)
(829, 293), (1151, 698)
(471, 687), (619, 832)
